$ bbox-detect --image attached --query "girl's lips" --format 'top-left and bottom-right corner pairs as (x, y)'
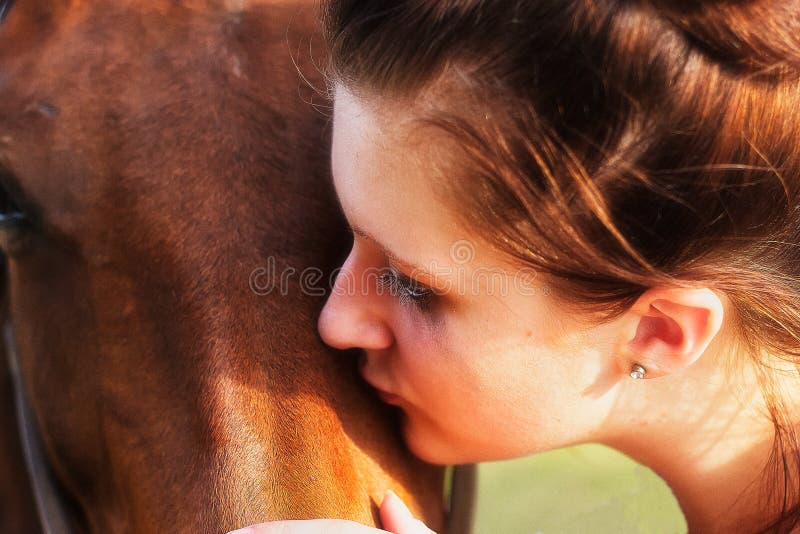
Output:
(360, 370), (404, 405)
(373, 387), (403, 405)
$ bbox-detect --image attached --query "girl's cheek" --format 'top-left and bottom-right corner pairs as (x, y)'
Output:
(393, 303), (454, 373)
(391, 333), (429, 374)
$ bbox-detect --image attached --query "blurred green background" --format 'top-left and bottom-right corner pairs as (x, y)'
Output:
(471, 443), (687, 534)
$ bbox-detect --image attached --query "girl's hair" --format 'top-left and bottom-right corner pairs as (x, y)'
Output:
(322, 1), (800, 530)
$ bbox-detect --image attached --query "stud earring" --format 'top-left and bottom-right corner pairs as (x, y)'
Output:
(630, 364), (646, 380)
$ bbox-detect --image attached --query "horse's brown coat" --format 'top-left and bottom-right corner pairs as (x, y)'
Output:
(0, 1), (445, 531)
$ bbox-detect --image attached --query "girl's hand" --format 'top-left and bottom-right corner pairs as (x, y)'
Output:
(227, 490), (436, 534)
(379, 489), (437, 534)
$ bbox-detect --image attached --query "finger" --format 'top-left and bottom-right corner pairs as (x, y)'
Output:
(379, 490), (437, 534)
(228, 519), (390, 534)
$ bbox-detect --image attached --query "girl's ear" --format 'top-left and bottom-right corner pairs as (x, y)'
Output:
(618, 286), (725, 379)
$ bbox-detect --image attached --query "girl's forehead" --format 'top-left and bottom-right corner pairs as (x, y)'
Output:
(332, 86), (450, 183)
(331, 87), (504, 272)
(333, 82), (448, 137)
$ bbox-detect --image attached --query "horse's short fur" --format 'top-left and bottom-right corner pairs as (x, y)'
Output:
(0, 1), (446, 531)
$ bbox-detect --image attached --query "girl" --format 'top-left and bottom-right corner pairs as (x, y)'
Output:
(234, 1), (800, 532)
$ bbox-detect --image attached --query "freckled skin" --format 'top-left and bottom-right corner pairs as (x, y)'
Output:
(319, 87), (627, 465)
(318, 84), (789, 533)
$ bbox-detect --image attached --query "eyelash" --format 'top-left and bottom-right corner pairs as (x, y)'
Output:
(377, 268), (434, 311)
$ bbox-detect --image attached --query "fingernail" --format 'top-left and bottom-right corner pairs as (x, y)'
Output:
(385, 489), (411, 514)
(227, 529), (254, 534)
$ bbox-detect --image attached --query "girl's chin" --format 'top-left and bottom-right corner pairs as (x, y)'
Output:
(401, 415), (533, 465)
(401, 417), (477, 465)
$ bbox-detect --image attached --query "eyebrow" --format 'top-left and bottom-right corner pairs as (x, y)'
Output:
(349, 222), (433, 278)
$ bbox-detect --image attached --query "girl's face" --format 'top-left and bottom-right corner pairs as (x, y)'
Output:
(318, 86), (624, 464)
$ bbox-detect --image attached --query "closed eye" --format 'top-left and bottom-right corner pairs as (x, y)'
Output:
(377, 267), (434, 311)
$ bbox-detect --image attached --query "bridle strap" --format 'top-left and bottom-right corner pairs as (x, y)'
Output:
(447, 464), (477, 534)
(2, 3), (72, 533)
(4, 321), (73, 534)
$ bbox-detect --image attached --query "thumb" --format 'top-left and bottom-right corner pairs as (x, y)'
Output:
(379, 490), (437, 534)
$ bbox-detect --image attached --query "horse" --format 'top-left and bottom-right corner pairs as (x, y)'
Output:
(0, 1), (474, 531)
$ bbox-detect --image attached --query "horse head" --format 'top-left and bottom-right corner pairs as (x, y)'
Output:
(0, 1), (447, 531)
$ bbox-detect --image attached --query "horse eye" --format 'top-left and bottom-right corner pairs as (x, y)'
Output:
(0, 171), (31, 252)
(0, 195), (26, 225)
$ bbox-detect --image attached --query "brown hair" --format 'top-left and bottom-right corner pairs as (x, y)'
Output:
(322, 1), (800, 530)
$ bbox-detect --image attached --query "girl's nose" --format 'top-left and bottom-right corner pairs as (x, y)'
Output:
(318, 251), (394, 351)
